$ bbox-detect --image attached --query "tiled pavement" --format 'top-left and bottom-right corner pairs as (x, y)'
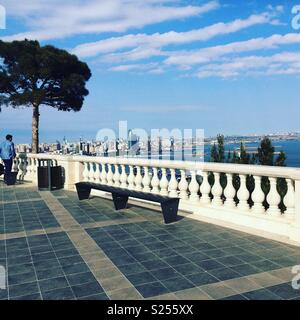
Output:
(1, 181), (300, 300)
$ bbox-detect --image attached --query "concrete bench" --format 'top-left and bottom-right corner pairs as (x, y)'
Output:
(75, 182), (180, 224)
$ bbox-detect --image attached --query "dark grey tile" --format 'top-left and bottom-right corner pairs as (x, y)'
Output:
(67, 272), (97, 286)
(267, 283), (300, 299)
(243, 288), (282, 300)
(36, 266), (65, 280)
(151, 267), (179, 281)
(216, 255), (244, 267)
(163, 255), (190, 267)
(118, 262), (147, 276)
(249, 260), (281, 272)
(42, 286), (75, 300)
(162, 276), (195, 292)
(71, 281), (104, 298)
(127, 271), (157, 286)
(209, 267), (241, 281)
(187, 272), (219, 286)
(9, 281), (40, 298)
(62, 262), (90, 275)
(8, 270), (36, 286)
(8, 262), (35, 276)
(39, 276), (69, 293)
(230, 264), (261, 276)
(136, 281), (169, 298)
(172, 263), (203, 276)
(11, 293), (42, 300)
(220, 294), (248, 300)
(78, 293), (109, 300)
(195, 259), (224, 271)
(139, 257), (170, 271)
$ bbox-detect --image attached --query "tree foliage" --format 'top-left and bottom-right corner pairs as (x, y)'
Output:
(209, 134), (288, 212)
(0, 39), (92, 153)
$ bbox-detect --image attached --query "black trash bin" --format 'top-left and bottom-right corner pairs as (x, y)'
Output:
(37, 159), (63, 191)
(5, 172), (18, 185)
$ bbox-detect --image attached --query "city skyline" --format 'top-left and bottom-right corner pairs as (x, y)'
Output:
(1, 0), (300, 142)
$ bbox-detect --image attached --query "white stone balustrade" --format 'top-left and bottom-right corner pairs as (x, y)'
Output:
(211, 172), (223, 207)
(13, 153), (300, 244)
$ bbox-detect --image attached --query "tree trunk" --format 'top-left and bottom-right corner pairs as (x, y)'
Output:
(32, 104), (40, 154)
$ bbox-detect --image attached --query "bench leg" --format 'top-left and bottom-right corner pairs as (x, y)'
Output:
(76, 184), (92, 200)
(161, 199), (179, 224)
(112, 193), (129, 210)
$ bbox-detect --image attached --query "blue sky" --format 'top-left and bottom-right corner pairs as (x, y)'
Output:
(0, 0), (300, 143)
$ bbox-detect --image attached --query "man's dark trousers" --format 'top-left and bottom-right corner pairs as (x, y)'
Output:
(3, 159), (13, 183)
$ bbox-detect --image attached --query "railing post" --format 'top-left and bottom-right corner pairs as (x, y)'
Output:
(58, 156), (76, 190)
(290, 172), (300, 242)
(294, 179), (300, 224)
(75, 159), (84, 185)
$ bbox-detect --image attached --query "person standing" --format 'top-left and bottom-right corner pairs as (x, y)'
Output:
(0, 134), (16, 184)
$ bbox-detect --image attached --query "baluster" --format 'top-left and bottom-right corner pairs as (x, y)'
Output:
(151, 167), (160, 194)
(120, 165), (128, 188)
(12, 158), (19, 172)
(134, 166), (143, 191)
(92, 162), (98, 182)
(106, 164), (114, 185)
(19, 157), (27, 181)
(127, 165), (135, 190)
(178, 169), (189, 200)
(266, 177), (281, 216)
(224, 173), (236, 209)
(237, 174), (250, 211)
(82, 162), (89, 181)
(113, 164), (121, 187)
(200, 171), (211, 205)
(169, 169), (178, 198)
(160, 168), (169, 196)
(284, 179), (295, 219)
(100, 163), (107, 184)
(27, 158), (32, 177)
(88, 163), (94, 182)
(32, 158), (38, 178)
(211, 172), (223, 206)
(30, 158), (35, 178)
(189, 170), (199, 202)
(32, 158), (38, 182)
(142, 166), (151, 192)
(94, 163), (101, 183)
(251, 176), (265, 214)
(169, 168), (178, 198)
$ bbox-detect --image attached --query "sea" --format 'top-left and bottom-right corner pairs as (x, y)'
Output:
(136, 140), (300, 168)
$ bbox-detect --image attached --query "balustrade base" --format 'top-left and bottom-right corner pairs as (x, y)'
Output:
(192, 205), (300, 246)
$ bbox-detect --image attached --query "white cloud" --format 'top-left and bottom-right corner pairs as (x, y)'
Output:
(109, 62), (164, 74)
(165, 33), (300, 66)
(195, 52), (300, 78)
(1, 0), (219, 41)
(72, 11), (276, 58)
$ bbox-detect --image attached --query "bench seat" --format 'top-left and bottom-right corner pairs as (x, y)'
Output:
(75, 182), (179, 224)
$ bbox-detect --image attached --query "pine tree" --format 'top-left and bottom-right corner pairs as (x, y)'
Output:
(217, 134), (225, 163)
(240, 143), (250, 164)
(0, 40), (91, 153)
(210, 134), (225, 163)
(232, 150), (239, 163)
(258, 137), (275, 166)
(210, 143), (219, 162)
(227, 150), (232, 163)
(275, 151), (286, 167)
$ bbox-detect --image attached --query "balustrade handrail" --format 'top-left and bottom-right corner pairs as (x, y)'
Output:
(17, 153), (300, 180)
